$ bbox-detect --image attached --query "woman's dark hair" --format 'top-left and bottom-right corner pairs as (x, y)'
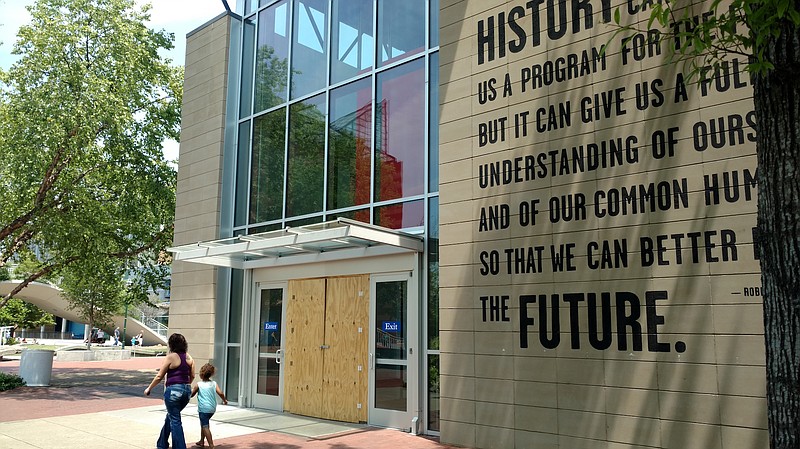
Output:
(199, 363), (216, 381)
(168, 333), (188, 353)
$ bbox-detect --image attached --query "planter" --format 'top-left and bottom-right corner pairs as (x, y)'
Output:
(56, 348), (131, 362)
(19, 349), (54, 386)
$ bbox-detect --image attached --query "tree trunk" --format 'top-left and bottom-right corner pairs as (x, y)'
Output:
(753, 20), (800, 449)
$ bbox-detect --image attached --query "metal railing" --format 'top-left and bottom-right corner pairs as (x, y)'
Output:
(128, 306), (169, 337)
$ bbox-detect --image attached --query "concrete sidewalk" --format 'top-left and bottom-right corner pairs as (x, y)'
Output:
(0, 357), (459, 449)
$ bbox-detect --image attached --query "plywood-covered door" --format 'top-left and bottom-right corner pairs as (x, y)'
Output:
(283, 275), (369, 423)
(322, 275), (369, 423)
(284, 278), (325, 417)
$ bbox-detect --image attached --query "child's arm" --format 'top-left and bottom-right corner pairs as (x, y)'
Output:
(191, 384), (199, 398)
(215, 383), (228, 405)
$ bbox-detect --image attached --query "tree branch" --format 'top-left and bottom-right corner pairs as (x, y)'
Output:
(105, 223), (174, 259)
(0, 128), (77, 243)
(0, 229), (37, 265)
(0, 256), (79, 309)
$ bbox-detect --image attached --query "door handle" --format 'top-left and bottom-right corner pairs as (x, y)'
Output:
(320, 344), (330, 349)
(369, 352), (374, 370)
(275, 349), (282, 364)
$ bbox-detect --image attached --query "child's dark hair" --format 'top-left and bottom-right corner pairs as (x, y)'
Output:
(199, 363), (216, 381)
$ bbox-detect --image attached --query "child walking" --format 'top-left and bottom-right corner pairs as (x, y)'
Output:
(191, 363), (227, 448)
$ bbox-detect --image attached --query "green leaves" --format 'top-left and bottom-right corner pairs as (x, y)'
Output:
(0, 0), (180, 311)
(608, 0), (799, 80)
(60, 258), (126, 330)
(0, 298), (55, 330)
(0, 372), (26, 391)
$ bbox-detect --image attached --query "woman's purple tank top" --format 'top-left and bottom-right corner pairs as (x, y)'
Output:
(165, 353), (191, 386)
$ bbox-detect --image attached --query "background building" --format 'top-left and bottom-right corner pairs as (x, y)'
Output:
(171, 0), (766, 447)
(170, 0), (442, 433)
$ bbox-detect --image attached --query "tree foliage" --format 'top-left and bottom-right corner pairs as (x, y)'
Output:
(60, 258), (125, 347)
(0, 257), (54, 333)
(614, 0), (800, 77)
(0, 0), (181, 309)
(0, 298), (55, 331)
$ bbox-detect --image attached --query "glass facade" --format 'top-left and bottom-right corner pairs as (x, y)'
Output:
(249, 109), (286, 223)
(229, 0), (439, 432)
(374, 58), (426, 203)
(253, 1), (290, 113)
(330, 0), (373, 84)
(328, 77), (371, 211)
(290, 0), (328, 99)
(377, 0), (425, 67)
(286, 94), (326, 216)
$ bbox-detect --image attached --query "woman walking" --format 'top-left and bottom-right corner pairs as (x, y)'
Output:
(144, 333), (196, 449)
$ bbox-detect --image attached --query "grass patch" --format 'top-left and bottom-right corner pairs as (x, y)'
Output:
(21, 345), (59, 351)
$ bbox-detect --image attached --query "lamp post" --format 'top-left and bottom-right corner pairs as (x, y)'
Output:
(122, 302), (128, 349)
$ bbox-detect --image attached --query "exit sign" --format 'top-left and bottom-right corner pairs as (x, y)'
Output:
(382, 321), (401, 333)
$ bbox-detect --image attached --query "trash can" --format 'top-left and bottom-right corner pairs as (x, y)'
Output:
(19, 349), (55, 386)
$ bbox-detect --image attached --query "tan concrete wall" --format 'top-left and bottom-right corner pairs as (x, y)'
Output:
(171, 15), (232, 364)
(438, 1), (766, 448)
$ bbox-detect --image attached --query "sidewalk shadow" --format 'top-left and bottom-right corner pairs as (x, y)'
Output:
(2, 367), (161, 401)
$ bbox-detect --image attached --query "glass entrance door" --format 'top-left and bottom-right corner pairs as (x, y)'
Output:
(252, 286), (284, 410)
(369, 273), (417, 429)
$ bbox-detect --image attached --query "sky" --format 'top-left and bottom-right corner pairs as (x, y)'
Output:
(0, 0), (238, 161)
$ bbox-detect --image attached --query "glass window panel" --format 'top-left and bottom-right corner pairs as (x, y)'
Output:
(228, 269), (244, 344)
(249, 223), (283, 234)
(250, 108), (286, 224)
(286, 93), (325, 217)
(258, 289), (283, 353)
(290, 0), (328, 99)
(375, 280), (407, 360)
(330, 0), (373, 84)
(428, 354), (440, 431)
(429, 52), (439, 192)
(377, 0), (425, 67)
(328, 208), (370, 223)
(375, 364), (407, 411)
(257, 288), (283, 397)
(255, 1), (290, 112)
(234, 121), (251, 227)
(244, 0), (257, 15)
(257, 288), (282, 396)
(375, 200), (424, 230)
(225, 346), (241, 400)
(240, 16), (256, 118)
(375, 58), (425, 202)
(257, 357), (280, 396)
(430, 0), (439, 48)
(428, 197), (439, 349)
(328, 78), (372, 210)
(285, 216), (323, 227)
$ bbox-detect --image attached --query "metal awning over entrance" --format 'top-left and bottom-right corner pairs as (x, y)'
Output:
(168, 218), (424, 270)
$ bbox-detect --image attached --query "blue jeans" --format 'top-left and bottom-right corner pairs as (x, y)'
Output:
(157, 383), (191, 449)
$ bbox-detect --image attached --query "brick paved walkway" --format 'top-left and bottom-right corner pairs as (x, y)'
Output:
(0, 357), (461, 449)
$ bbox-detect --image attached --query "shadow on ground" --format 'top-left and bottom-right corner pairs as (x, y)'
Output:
(1, 366), (161, 402)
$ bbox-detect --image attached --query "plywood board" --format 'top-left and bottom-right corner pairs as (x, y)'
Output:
(322, 275), (370, 423)
(284, 278), (325, 417)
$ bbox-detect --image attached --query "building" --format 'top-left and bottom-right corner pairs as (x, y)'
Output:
(169, 0), (766, 447)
